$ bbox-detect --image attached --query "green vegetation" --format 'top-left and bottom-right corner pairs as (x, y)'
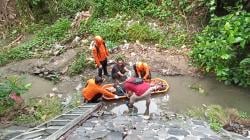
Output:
(68, 51), (87, 76)
(14, 92), (82, 126)
(187, 105), (250, 132)
(0, 18), (71, 66)
(14, 96), (62, 126)
(190, 11), (250, 87)
(81, 17), (165, 46)
(0, 75), (31, 116)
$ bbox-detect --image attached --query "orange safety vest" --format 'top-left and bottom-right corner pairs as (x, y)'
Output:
(92, 36), (109, 66)
(136, 62), (150, 79)
(82, 79), (114, 101)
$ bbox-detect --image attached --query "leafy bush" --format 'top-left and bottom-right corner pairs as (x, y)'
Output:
(87, 18), (127, 44)
(190, 11), (250, 87)
(127, 22), (164, 43)
(68, 52), (87, 76)
(81, 17), (165, 45)
(0, 75), (31, 116)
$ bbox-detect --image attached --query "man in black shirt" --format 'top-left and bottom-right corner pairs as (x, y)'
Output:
(111, 58), (131, 82)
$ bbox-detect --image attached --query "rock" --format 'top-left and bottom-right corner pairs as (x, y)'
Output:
(70, 36), (81, 48)
(158, 128), (168, 138)
(89, 131), (109, 140)
(53, 50), (61, 56)
(67, 133), (89, 140)
(94, 125), (106, 131)
(104, 131), (123, 140)
(61, 66), (68, 74)
(166, 137), (179, 140)
(192, 120), (205, 126)
(124, 134), (140, 140)
(168, 128), (190, 136)
(184, 136), (199, 140)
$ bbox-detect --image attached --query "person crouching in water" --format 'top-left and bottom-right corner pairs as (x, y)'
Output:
(92, 36), (110, 77)
(124, 77), (158, 109)
(133, 61), (151, 80)
(111, 57), (131, 82)
(82, 76), (118, 103)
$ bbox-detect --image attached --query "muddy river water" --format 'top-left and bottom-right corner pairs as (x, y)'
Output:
(107, 75), (250, 115)
(24, 74), (250, 114)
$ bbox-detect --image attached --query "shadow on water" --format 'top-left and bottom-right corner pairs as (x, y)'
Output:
(105, 75), (250, 115)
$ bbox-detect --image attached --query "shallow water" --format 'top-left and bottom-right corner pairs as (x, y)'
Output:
(23, 75), (54, 98)
(107, 76), (250, 115)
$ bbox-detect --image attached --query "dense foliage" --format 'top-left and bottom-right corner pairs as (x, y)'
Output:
(190, 11), (250, 87)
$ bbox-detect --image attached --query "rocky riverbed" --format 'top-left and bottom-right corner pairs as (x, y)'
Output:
(67, 108), (249, 140)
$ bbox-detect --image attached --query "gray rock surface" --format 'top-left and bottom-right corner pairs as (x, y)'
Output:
(67, 110), (249, 140)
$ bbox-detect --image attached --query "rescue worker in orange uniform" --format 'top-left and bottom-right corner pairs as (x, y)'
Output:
(133, 62), (151, 80)
(92, 36), (110, 77)
(82, 76), (118, 103)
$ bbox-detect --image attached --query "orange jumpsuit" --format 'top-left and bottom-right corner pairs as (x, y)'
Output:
(135, 62), (151, 80)
(92, 36), (109, 67)
(82, 79), (114, 101)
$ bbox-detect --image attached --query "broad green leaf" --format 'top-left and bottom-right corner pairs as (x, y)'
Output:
(221, 54), (230, 60)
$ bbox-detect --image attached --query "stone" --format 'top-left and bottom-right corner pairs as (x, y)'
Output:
(89, 131), (109, 140)
(142, 136), (158, 140)
(166, 137), (179, 140)
(67, 134), (89, 140)
(82, 122), (96, 128)
(184, 135), (199, 140)
(158, 128), (168, 138)
(149, 123), (162, 130)
(94, 125), (106, 131)
(124, 134), (140, 140)
(104, 131), (123, 140)
(168, 128), (190, 136)
(192, 120), (205, 126)
(143, 129), (157, 137)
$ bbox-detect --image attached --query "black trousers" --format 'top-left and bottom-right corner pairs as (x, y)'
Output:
(89, 93), (102, 103)
(98, 58), (108, 77)
(133, 64), (151, 79)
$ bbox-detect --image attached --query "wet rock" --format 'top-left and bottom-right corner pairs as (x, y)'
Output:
(143, 129), (157, 137)
(124, 134), (140, 140)
(158, 128), (168, 138)
(104, 131), (123, 140)
(149, 123), (162, 130)
(200, 137), (218, 140)
(67, 133), (89, 140)
(168, 128), (190, 136)
(94, 125), (106, 131)
(184, 135), (199, 140)
(89, 131), (109, 140)
(142, 136), (158, 140)
(192, 120), (205, 126)
(82, 122), (96, 128)
(166, 137), (179, 140)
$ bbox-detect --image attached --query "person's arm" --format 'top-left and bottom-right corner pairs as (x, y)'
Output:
(92, 48), (100, 67)
(96, 86), (115, 98)
(117, 71), (124, 76)
(84, 80), (89, 88)
(136, 67), (141, 78)
(124, 66), (130, 72)
(143, 66), (150, 80)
